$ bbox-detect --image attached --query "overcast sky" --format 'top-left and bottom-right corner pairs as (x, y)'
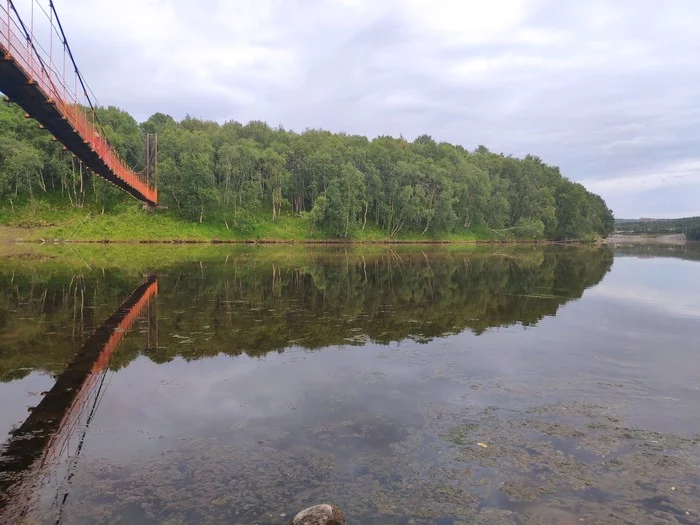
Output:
(41, 0), (700, 218)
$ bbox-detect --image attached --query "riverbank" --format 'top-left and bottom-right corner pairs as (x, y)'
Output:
(605, 233), (687, 245)
(0, 200), (586, 244)
(0, 225), (590, 245)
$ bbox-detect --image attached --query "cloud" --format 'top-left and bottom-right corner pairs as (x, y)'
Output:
(587, 257), (700, 319)
(18, 0), (700, 218)
(581, 161), (700, 194)
(580, 161), (700, 217)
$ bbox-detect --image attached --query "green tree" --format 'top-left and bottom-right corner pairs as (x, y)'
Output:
(0, 137), (44, 205)
(324, 162), (365, 236)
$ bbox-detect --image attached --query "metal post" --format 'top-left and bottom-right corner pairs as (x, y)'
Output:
(7, 0), (11, 52)
(147, 297), (151, 349)
(26, 0), (32, 78)
(29, 0), (33, 76)
(145, 133), (150, 185)
(62, 43), (66, 102)
(155, 291), (158, 349)
(73, 69), (77, 123)
(154, 133), (158, 192)
(49, 0), (53, 69)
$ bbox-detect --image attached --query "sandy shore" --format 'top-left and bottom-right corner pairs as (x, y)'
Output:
(605, 233), (687, 245)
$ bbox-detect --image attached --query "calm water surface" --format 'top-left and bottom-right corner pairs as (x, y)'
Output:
(0, 244), (698, 524)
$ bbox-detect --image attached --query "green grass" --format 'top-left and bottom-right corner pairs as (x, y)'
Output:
(1, 198), (517, 243)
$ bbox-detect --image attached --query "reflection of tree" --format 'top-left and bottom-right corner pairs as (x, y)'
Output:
(612, 243), (700, 263)
(130, 246), (614, 364)
(0, 272), (140, 381)
(0, 247), (613, 378)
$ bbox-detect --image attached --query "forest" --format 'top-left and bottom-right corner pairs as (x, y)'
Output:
(0, 102), (614, 240)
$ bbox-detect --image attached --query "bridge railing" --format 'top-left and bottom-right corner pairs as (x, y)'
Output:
(0, 0), (156, 203)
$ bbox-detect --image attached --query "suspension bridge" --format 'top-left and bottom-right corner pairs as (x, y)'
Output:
(0, 0), (157, 205)
(0, 276), (158, 521)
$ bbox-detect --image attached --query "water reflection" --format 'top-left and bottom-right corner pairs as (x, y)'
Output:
(0, 244), (649, 523)
(610, 240), (700, 262)
(0, 277), (157, 521)
(0, 246), (613, 381)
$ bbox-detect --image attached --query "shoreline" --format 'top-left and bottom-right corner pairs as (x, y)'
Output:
(10, 238), (594, 246)
(604, 233), (687, 245)
(1, 225), (595, 245)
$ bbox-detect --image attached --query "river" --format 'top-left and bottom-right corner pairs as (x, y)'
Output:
(0, 243), (698, 524)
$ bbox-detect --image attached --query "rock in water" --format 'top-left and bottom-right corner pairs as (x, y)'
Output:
(285, 504), (345, 525)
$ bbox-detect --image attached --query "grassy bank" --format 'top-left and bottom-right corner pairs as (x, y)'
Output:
(0, 198), (515, 243)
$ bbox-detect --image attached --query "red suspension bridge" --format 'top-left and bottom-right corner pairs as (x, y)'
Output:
(0, 0), (157, 205)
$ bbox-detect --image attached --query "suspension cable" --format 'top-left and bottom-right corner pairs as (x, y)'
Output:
(8, 1), (56, 92)
(48, 0), (109, 141)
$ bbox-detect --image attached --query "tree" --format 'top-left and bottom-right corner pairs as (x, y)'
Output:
(324, 163), (365, 237)
(515, 217), (545, 239)
(308, 194), (328, 233)
(0, 137), (44, 205)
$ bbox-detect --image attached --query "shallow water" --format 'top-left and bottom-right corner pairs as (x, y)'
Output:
(0, 244), (699, 524)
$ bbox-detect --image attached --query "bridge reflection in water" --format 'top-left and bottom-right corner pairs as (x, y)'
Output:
(0, 276), (158, 522)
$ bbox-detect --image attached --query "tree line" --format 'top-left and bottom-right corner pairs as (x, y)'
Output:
(615, 217), (700, 241)
(0, 103), (614, 239)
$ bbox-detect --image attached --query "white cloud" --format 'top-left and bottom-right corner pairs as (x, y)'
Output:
(581, 161), (700, 194)
(588, 260), (700, 319)
(399, 0), (529, 44)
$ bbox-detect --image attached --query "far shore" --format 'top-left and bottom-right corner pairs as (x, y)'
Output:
(604, 233), (687, 245)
